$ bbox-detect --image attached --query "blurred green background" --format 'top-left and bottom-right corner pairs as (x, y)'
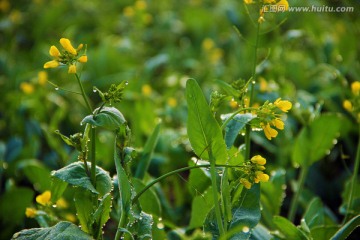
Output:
(0, 0), (359, 239)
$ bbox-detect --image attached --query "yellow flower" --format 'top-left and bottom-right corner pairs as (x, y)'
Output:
(210, 48), (224, 64)
(38, 71), (48, 85)
(202, 38), (215, 51)
(259, 77), (268, 92)
(244, 0), (253, 4)
(135, 0), (147, 10)
(263, 0), (275, 3)
(142, 84), (152, 96)
(240, 178), (252, 189)
(78, 55), (88, 63)
(60, 38), (77, 55)
(272, 118), (284, 130)
(36, 191), (51, 206)
(351, 81), (360, 96)
(44, 60), (59, 69)
(274, 98), (292, 112)
(255, 171), (270, 182)
(56, 198), (68, 209)
(20, 82), (34, 94)
(25, 208), (37, 218)
(49, 46), (61, 58)
(262, 123), (278, 140)
(68, 64), (77, 74)
(229, 99), (238, 109)
(124, 6), (135, 17)
(65, 213), (77, 223)
(167, 97), (177, 107)
(0, 0), (10, 12)
(343, 100), (353, 112)
(251, 155), (266, 165)
(276, 0), (289, 11)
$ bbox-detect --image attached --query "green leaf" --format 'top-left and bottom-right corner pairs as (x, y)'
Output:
(18, 160), (52, 192)
(50, 177), (68, 202)
(74, 190), (94, 234)
(132, 178), (161, 216)
(228, 184), (261, 240)
(186, 79), (228, 164)
(222, 113), (255, 149)
(215, 80), (240, 98)
(90, 193), (112, 239)
(250, 224), (273, 240)
(188, 161), (211, 196)
(273, 216), (308, 240)
(137, 212), (153, 239)
(330, 215), (360, 240)
(11, 221), (92, 240)
(311, 226), (339, 240)
(81, 106), (126, 131)
(51, 162), (112, 196)
(135, 123), (161, 179)
(292, 114), (342, 167)
(303, 198), (325, 229)
(189, 186), (214, 229)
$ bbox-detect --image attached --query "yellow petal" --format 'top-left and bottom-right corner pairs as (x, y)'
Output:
(25, 208), (37, 218)
(60, 38), (77, 55)
(49, 45), (60, 58)
(36, 191), (51, 206)
(251, 155), (266, 165)
(272, 118), (284, 130)
(20, 82), (34, 94)
(44, 60), (59, 69)
(274, 98), (292, 112)
(68, 64), (77, 74)
(78, 55), (87, 63)
(38, 71), (48, 85)
(351, 81), (360, 96)
(240, 178), (252, 189)
(343, 100), (353, 112)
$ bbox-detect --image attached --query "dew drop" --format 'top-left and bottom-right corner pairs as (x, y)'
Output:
(252, 81), (256, 84)
(52, 204), (57, 208)
(326, 150), (331, 155)
(80, 122), (83, 126)
(242, 226), (250, 233)
(125, 81), (129, 85)
(55, 87), (59, 91)
(157, 222), (164, 229)
(93, 89), (97, 93)
(332, 139), (338, 145)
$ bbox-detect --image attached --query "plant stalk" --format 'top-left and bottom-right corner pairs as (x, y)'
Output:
(210, 156), (225, 235)
(288, 166), (308, 222)
(91, 127), (96, 189)
(75, 73), (92, 114)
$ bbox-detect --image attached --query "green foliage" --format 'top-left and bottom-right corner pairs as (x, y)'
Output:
(81, 107), (126, 131)
(186, 79), (228, 164)
(273, 216), (308, 240)
(222, 113), (255, 149)
(11, 221), (92, 240)
(18, 160), (52, 192)
(132, 178), (161, 216)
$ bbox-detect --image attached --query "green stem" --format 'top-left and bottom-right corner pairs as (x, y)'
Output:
(75, 73), (92, 114)
(210, 157), (225, 235)
(344, 124), (360, 223)
(288, 166), (308, 222)
(245, 21), (260, 160)
(91, 127), (96, 190)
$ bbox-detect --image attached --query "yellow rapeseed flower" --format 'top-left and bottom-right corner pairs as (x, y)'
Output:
(202, 38), (215, 51)
(142, 84), (152, 96)
(60, 38), (77, 55)
(25, 208), (37, 218)
(49, 46), (61, 58)
(351, 81), (360, 96)
(20, 82), (34, 94)
(124, 6), (135, 17)
(255, 171), (270, 182)
(272, 118), (284, 130)
(262, 123), (278, 140)
(343, 100), (353, 112)
(78, 55), (88, 63)
(44, 60), (60, 69)
(229, 99), (238, 109)
(240, 178), (252, 189)
(38, 71), (48, 85)
(167, 97), (177, 107)
(36, 191), (51, 206)
(68, 64), (77, 74)
(251, 155), (266, 165)
(274, 98), (292, 112)
(244, 0), (253, 4)
(135, 0), (147, 10)
(276, 0), (289, 11)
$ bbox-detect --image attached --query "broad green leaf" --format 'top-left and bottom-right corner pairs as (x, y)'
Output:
(292, 114), (342, 167)
(228, 184), (261, 240)
(311, 226), (338, 240)
(132, 178), (161, 216)
(273, 216), (308, 240)
(137, 212), (153, 239)
(340, 179), (360, 216)
(249, 224), (273, 240)
(222, 169), (232, 222)
(51, 161), (112, 196)
(330, 215), (360, 240)
(90, 193), (112, 239)
(188, 160), (211, 196)
(304, 198), (326, 229)
(135, 123), (161, 179)
(51, 177), (68, 202)
(186, 79), (228, 164)
(11, 221), (92, 240)
(81, 106), (126, 131)
(74, 190), (94, 234)
(222, 113), (255, 149)
(18, 160), (52, 192)
(189, 186), (214, 229)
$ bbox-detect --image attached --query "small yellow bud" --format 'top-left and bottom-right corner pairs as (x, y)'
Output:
(78, 55), (88, 63)
(65, 213), (77, 223)
(351, 81), (360, 96)
(251, 155), (266, 165)
(274, 98), (292, 112)
(202, 38), (215, 51)
(49, 46), (61, 58)
(44, 60), (59, 69)
(20, 82), (34, 94)
(68, 64), (77, 74)
(77, 43), (84, 51)
(257, 165), (266, 171)
(56, 198), (68, 209)
(343, 100), (353, 112)
(272, 118), (284, 130)
(167, 97), (177, 107)
(261, 123), (278, 140)
(60, 38), (77, 55)
(229, 99), (238, 109)
(240, 178), (252, 189)
(25, 208), (37, 218)
(38, 71), (48, 85)
(36, 191), (51, 206)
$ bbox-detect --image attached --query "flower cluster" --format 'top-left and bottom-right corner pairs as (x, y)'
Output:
(240, 155), (270, 189)
(44, 38), (87, 74)
(343, 81), (360, 122)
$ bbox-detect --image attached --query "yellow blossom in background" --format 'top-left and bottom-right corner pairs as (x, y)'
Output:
(210, 48), (224, 64)
(36, 191), (51, 206)
(351, 81), (360, 96)
(38, 71), (48, 85)
(251, 155), (266, 165)
(343, 100), (353, 112)
(167, 97), (177, 107)
(65, 213), (77, 223)
(276, 0), (289, 11)
(240, 178), (252, 189)
(44, 60), (59, 69)
(142, 84), (152, 96)
(49, 46), (61, 58)
(202, 38), (215, 51)
(68, 64), (77, 74)
(135, 0), (147, 10)
(261, 123), (278, 140)
(9, 10), (22, 24)
(244, 0), (253, 4)
(56, 198), (69, 209)
(0, 0), (10, 12)
(60, 38), (77, 55)
(78, 55), (88, 63)
(25, 208), (37, 218)
(274, 98), (292, 112)
(124, 6), (135, 17)
(229, 99), (238, 109)
(272, 118), (284, 130)
(20, 82), (34, 94)
(259, 77), (268, 92)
